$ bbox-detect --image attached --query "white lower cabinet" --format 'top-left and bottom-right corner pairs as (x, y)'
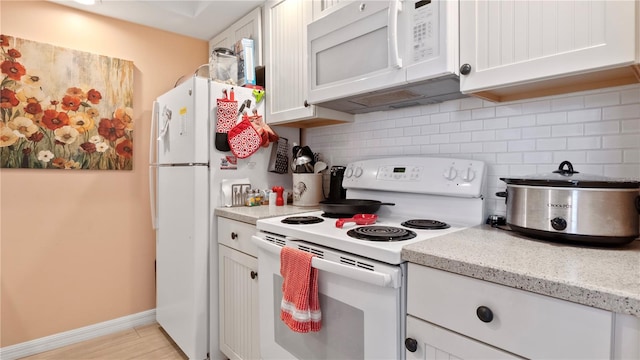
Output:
(406, 315), (521, 360)
(407, 264), (616, 359)
(218, 217), (259, 360)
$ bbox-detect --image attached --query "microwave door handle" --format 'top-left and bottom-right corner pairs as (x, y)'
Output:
(252, 236), (396, 288)
(389, 0), (402, 69)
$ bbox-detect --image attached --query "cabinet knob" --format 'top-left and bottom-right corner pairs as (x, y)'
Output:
(250, 271), (258, 279)
(460, 63), (472, 75)
(231, 232), (238, 240)
(404, 338), (418, 352)
(304, 100), (310, 108)
(476, 306), (494, 323)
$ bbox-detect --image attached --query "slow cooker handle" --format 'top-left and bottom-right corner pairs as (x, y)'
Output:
(496, 190), (507, 204)
(553, 160), (579, 176)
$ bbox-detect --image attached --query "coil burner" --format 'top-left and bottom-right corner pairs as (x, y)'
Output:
(401, 219), (450, 230)
(347, 226), (417, 242)
(281, 216), (324, 225)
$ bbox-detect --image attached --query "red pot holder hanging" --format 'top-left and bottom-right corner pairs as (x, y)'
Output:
(215, 88), (237, 151)
(227, 113), (262, 158)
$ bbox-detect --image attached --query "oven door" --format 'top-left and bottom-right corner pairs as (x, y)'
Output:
(307, 0), (407, 105)
(253, 235), (406, 360)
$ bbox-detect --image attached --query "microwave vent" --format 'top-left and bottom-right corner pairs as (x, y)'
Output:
(350, 89), (421, 107)
(314, 74), (468, 114)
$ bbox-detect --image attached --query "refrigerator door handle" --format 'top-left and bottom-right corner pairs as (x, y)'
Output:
(149, 101), (158, 230)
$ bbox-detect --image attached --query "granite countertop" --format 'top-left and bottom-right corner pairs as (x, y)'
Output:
(215, 205), (319, 225)
(402, 225), (640, 317)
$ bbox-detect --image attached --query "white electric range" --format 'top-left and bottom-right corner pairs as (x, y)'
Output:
(253, 157), (486, 360)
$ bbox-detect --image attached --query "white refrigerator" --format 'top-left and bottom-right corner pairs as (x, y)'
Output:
(150, 76), (298, 360)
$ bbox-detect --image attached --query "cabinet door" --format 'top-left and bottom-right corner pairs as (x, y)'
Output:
(264, 0), (315, 123)
(459, 0), (637, 99)
(406, 316), (522, 360)
(219, 244), (259, 360)
(264, 0), (354, 126)
(209, 7), (263, 66)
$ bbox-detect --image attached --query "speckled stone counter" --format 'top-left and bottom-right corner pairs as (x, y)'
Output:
(402, 225), (640, 317)
(214, 205), (319, 225)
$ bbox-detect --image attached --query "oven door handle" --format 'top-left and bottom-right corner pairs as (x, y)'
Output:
(253, 236), (397, 288)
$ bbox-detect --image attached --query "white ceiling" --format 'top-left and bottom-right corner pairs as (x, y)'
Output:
(50, 0), (265, 41)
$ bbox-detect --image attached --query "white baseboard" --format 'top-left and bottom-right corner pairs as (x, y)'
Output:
(0, 309), (156, 360)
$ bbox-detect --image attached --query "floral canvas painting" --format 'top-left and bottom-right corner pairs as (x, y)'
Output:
(0, 35), (134, 170)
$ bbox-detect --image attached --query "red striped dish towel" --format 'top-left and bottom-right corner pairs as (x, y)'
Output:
(280, 246), (321, 333)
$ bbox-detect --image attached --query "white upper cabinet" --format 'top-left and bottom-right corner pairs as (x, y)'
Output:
(459, 0), (640, 102)
(209, 7), (263, 67)
(311, 0), (345, 21)
(264, 0), (353, 127)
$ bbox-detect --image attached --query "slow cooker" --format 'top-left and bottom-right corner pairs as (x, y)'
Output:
(498, 161), (640, 246)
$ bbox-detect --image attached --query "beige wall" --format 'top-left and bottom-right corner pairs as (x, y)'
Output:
(1, 1), (208, 346)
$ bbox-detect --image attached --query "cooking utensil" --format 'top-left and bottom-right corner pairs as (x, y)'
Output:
(498, 161), (640, 245)
(292, 154), (313, 173)
(314, 161), (328, 173)
(335, 214), (378, 228)
(319, 199), (395, 215)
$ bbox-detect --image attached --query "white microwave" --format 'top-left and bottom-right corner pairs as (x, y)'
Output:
(308, 0), (466, 113)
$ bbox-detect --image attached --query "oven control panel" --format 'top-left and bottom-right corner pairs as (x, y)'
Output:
(343, 157), (485, 197)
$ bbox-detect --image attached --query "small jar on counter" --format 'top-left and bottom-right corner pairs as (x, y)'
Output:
(245, 189), (262, 207)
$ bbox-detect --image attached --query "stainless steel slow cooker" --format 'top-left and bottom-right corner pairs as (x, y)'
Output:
(498, 161), (640, 245)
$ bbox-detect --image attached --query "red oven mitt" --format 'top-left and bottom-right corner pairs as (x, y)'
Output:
(215, 88), (237, 151)
(227, 113), (262, 158)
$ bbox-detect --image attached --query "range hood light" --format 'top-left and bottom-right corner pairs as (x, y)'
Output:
(73, 0), (97, 5)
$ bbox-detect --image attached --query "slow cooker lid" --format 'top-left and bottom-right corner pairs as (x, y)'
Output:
(500, 161), (640, 188)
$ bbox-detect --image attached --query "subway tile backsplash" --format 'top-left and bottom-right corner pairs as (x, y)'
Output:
(304, 84), (640, 218)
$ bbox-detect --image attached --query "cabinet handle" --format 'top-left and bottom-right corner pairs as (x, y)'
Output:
(460, 63), (472, 75)
(304, 100), (310, 108)
(404, 338), (418, 352)
(476, 305), (494, 323)
(250, 271), (258, 279)
(231, 232), (238, 240)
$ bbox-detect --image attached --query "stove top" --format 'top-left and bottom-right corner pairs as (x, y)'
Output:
(256, 157), (487, 265)
(257, 211), (468, 264)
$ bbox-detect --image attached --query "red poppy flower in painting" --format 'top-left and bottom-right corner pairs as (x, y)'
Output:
(28, 132), (44, 142)
(87, 89), (102, 104)
(0, 34), (9, 47)
(115, 139), (133, 159)
(24, 100), (43, 115)
(0, 60), (26, 81)
(80, 142), (97, 154)
(98, 118), (126, 142)
(42, 109), (70, 130)
(7, 49), (21, 58)
(1, 88), (20, 108)
(51, 157), (66, 169)
(61, 95), (82, 111)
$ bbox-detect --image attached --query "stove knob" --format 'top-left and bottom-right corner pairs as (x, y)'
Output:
(405, 338), (418, 352)
(551, 217), (567, 231)
(345, 167), (353, 178)
(462, 168), (476, 182)
(443, 166), (457, 180)
(354, 167), (363, 178)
